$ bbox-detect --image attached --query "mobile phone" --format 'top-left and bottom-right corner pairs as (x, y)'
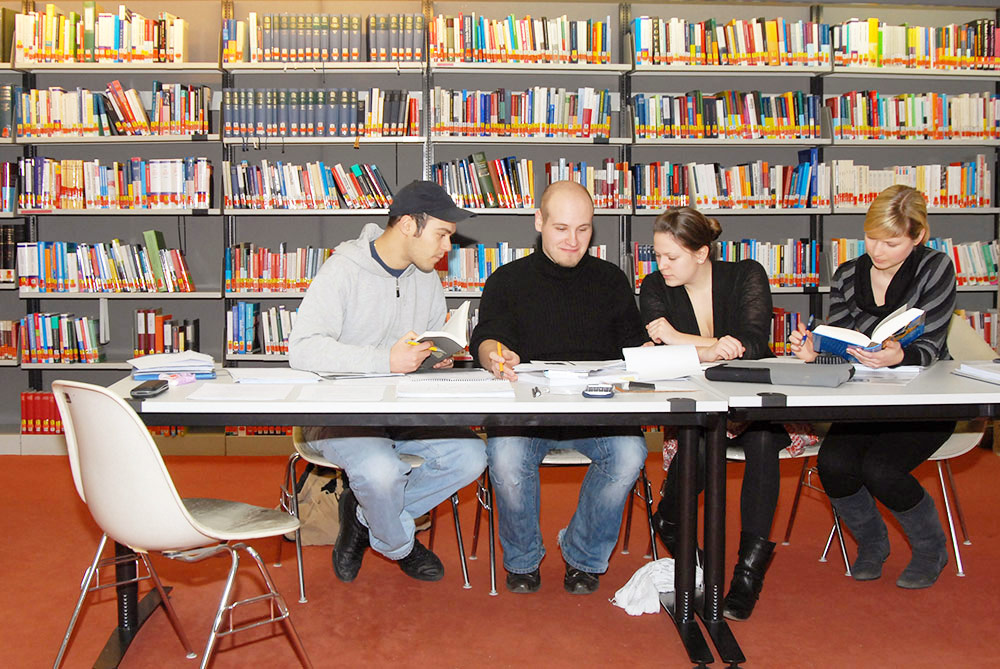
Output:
(582, 383), (614, 399)
(131, 379), (169, 398)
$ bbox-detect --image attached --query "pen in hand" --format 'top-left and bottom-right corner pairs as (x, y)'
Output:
(407, 340), (440, 353)
(497, 341), (504, 373)
(806, 314), (816, 331)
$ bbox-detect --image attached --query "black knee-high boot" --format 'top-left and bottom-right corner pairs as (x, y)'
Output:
(723, 532), (776, 621)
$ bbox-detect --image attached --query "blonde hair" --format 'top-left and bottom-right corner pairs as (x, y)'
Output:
(864, 185), (929, 243)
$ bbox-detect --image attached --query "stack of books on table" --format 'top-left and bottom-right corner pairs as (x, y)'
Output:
(128, 350), (216, 381)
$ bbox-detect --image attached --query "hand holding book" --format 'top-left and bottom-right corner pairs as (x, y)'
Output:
(809, 306), (925, 364)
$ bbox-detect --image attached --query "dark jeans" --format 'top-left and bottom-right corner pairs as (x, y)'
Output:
(658, 422), (790, 539)
(817, 420), (954, 512)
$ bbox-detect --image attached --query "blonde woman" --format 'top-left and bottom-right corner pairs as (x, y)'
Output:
(789, 184), (956, 589)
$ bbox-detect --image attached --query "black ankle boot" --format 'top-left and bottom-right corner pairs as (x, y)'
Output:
(332, 488), (369, 582)
(650, 509), (679, 555)
(723, 532), (776, 621)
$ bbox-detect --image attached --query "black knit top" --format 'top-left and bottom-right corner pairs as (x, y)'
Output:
(639, 259), (775, 360)
(470, 248), (649, 362)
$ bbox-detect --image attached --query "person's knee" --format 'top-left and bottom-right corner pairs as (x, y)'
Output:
(347, 452), (408, 497)
(486, 437), (533, 485)
(456, 439), (487, 482)
(596, 437), (647, 482)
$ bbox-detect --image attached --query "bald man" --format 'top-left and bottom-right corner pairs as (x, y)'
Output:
(470, 181), (650, 595)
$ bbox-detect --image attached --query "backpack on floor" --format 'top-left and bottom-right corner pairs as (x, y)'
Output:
(284, 464), (346, 545)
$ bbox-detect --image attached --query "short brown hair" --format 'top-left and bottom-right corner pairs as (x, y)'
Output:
(652, 207), (722, 259)
(386, 212), (430, 235)
(864, 185), (929, 243)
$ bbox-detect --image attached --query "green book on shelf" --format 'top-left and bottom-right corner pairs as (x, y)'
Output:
(470, 152), (498, 207)
(0, 7), (17, 63)
(143, 229), (167, 292)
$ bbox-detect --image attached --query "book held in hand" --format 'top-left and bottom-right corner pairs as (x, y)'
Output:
(415, 300), (469, 369)
(811, 306), (925, 361)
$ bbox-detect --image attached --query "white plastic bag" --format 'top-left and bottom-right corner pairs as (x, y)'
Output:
(610, 558), (704, 616)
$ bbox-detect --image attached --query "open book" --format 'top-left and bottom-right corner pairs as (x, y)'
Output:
(416, 300), (470, 369)
(811, 306), (925, 360)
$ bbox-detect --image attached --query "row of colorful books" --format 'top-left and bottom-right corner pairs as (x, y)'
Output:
(438, 245), (608, 292)
(226, 302), (297, 355)
(956, 310), (999, 350)
(225, 425), (293, 436)
(0, 318), (18, 359)
(430, 87), (614, 138)
(15, 81), (211, 137)
(16, 233), (195, 294)
(431, 154), (534, 209)
(632, 239), (820, 290)
(632, 90), (822, 140)
(223, 160), (393, 211)
(18, 312), (103, 364)
(833, 18), (1000, 70)
(0, 167), (16, 214)
(826, 91), (999, 140)
(831, 158), (993, 209)
(224, 13), (425, 63)
(18, 156), (212, 211)
(631, 155), (828, 210)
(222, 88), (421, 138)
(132, 309), (199, 356)
(20, 392), (62, 434)
(544, 159), (632, 210)
(224, 244), (334, 293)
(430, 15), (611, 64)
(14, 5), (188, 64)
(632, 17), (830, 67)
(770, 308), (806, 356)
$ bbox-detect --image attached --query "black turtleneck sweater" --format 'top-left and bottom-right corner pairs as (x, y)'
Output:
(470, 248), (649, 362)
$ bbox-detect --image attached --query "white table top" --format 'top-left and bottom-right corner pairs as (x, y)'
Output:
(109, 373), (731, 417)
(693, 360), (1000, 409)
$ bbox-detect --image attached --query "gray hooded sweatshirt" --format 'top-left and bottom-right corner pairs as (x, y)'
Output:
(288, 223), (446, 373)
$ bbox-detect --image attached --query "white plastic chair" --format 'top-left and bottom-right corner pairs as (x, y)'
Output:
(51, 380), (312, 669)
(278, 427), (470, 602)
(468, 449), (658, 596)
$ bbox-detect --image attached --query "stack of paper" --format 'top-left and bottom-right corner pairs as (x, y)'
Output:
(128, 351), (216, 379)
(228, 367), (320, 384)
(622, 345), (701, 381)
(952, 362), (1000, 385)
(395, 376), (515, 398)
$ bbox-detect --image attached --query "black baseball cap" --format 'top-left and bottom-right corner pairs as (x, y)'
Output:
(388, 180), (475, 223)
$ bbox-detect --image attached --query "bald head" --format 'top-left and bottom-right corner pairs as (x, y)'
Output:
(539, 180), (594, 222)
(534, 181), (594, 268)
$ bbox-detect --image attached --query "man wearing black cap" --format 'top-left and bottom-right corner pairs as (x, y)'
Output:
(289, 180), (486, 583)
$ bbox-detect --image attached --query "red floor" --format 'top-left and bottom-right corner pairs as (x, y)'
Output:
(4, 447), (1000, 668)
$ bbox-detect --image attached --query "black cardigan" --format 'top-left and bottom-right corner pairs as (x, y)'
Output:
(639, 259), (774, 360)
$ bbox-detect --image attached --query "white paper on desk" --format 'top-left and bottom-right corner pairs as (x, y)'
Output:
(622, 345), (700, 380)
(514, 360), (624, 374)
(849, 364), (923, 385)
(297, 385), (387, 402)
(187, 384), (293, 402)
(228, 367), (321, 384)
(128, 350), (215, 372)
(395, 378), (515, 398)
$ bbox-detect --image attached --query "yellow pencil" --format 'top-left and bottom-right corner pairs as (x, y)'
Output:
(407, 340), (440, 353)
(497, 341), (504, 372)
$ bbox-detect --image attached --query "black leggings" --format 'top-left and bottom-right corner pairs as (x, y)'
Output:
(817, 420), (954, 512)
(659, 422), (790, 539)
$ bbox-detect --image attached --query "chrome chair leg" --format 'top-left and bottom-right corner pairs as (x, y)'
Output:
(140, 553), (197, 658)
(943, 460), (971, 545)
(243, 545), (313, 668)
(201, 545), (240, 669)
(641, 467), (659, 561)
(937, 462), (966, 576)
(486, 477), (498, 596)
(278, 453), (307, 603)
(782, 457), (812, 545)
(621, 480), (636, 555)
(470, 471), (488, 560)
(53, 534), (108, 669)
(451, 493), (471, 589)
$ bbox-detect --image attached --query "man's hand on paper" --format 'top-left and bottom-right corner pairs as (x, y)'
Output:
(390, 331), (432, 373)
(480, 340), (520, 381)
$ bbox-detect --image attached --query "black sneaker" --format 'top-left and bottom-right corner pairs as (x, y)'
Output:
(563, 562), (600, 594)
(396, 538), (444, 581)
(505, 568), (541, 594)
(332, 488), (369, 582)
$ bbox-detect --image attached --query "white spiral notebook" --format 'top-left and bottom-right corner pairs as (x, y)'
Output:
(394, 370), (515, 398)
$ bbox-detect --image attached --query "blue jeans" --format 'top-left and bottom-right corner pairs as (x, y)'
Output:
(303, 426), (486, 560)
(487, 433), (647, 574)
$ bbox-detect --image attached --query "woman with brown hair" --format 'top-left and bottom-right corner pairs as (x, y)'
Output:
(640, 206), (790, 621)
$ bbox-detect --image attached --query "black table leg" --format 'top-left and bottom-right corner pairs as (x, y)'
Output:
(698, 415), (746, 667)
(94, 543), (164, 669)
(661, 424), (714, 667)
